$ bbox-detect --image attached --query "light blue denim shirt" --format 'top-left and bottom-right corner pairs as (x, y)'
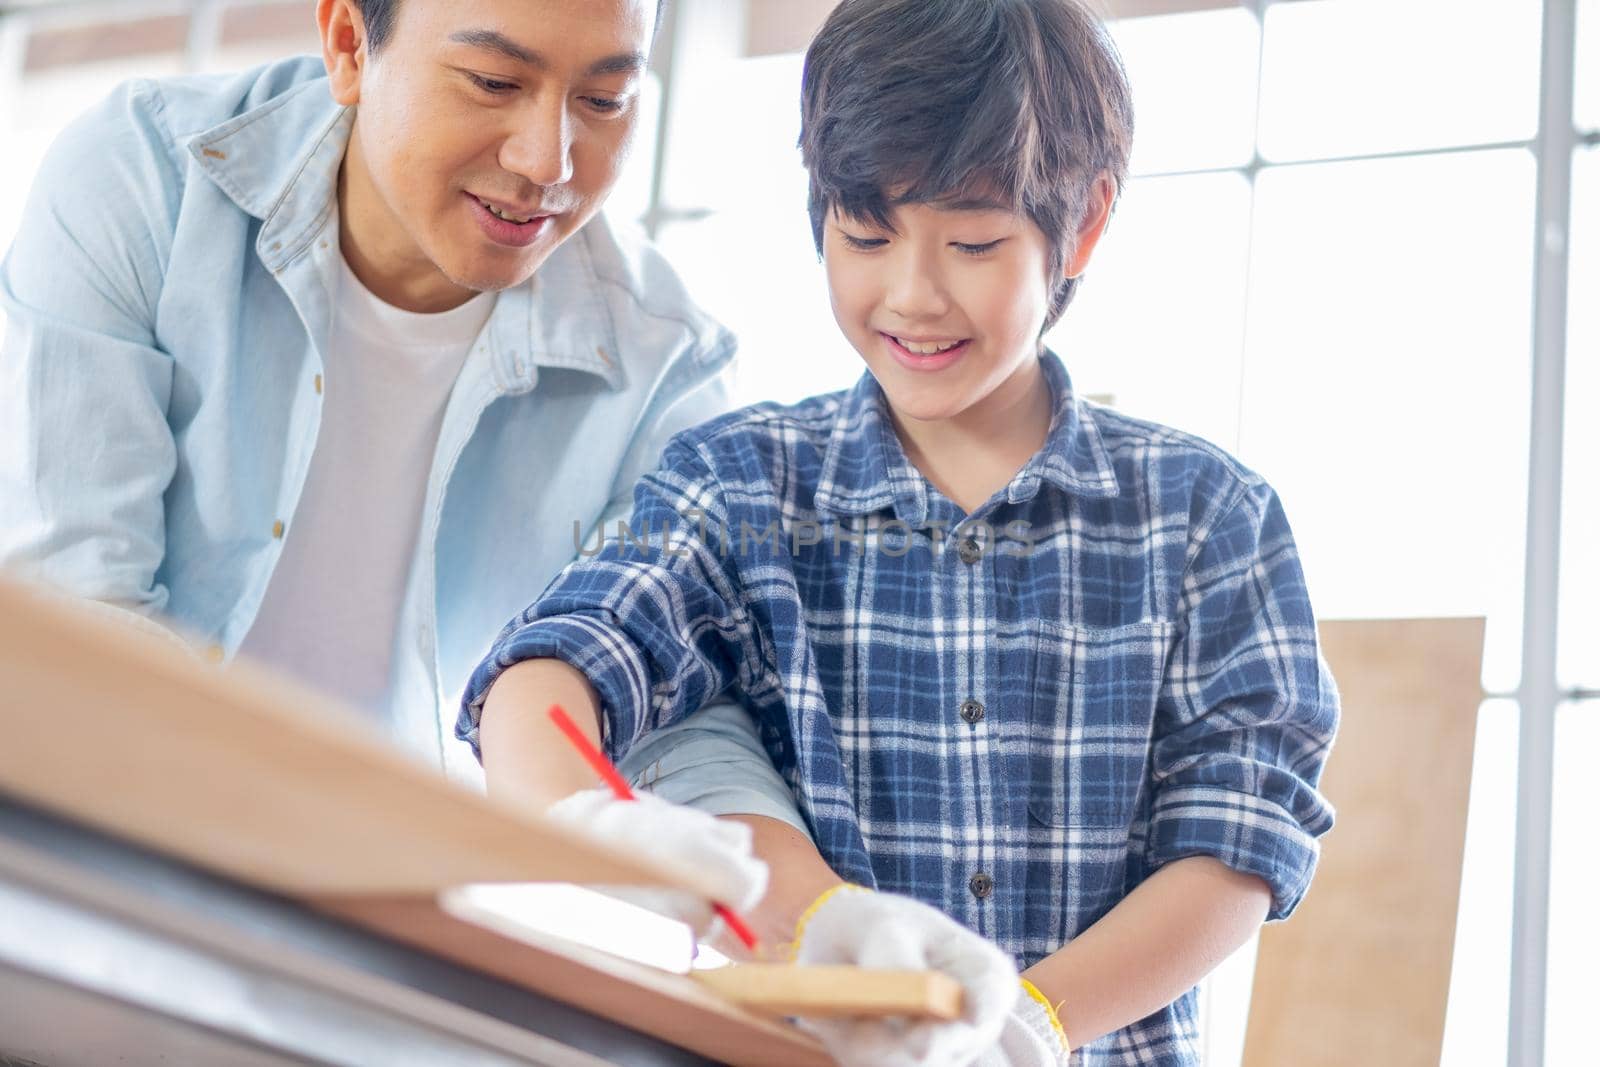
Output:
(0, 56), (810, 833)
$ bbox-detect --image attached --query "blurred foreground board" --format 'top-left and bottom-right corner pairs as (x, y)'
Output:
(0, 576), (722, 899)
(0, 577), (846, 1065)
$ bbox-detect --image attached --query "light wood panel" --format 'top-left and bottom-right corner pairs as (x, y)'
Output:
(694, 964), (963, 1020)
(1243, 617), (1485, 1067)
(0, 576), (734, 900)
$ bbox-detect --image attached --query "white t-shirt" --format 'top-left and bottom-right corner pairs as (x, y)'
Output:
(239, 253), (497, 717)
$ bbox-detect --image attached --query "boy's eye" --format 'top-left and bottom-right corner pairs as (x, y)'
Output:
(953, 239), (1004, 256)
(467, 73), (518, 95)
(841, 233), (888, 251)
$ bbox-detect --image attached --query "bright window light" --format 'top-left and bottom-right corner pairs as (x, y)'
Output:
(1558, 147), (1598, 689)
(1578, 0), (1600, 132)
(1545, 701), (1600, 1063)
(1238, 149), (1536, 694)
(1440, 700), (1519, 1065)
(1258, 0), (1542, 162)
(1044, 171), (1252, 451)
(1109, 7), (1260, 176)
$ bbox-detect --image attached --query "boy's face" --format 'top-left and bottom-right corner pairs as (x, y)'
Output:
(329, 0), (654, 307)
(824, 200), (1060, 423)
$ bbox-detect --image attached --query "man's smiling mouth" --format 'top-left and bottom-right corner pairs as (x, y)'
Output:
(473, 194), (541, 224)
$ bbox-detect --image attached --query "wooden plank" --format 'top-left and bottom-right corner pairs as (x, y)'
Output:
(1243, 617), (1485, 1067)
(313, 896), (834, 1067)
(693, 964), (963, 1020)
(0, 576), (728, 900)
(0, 576), (952, 1062)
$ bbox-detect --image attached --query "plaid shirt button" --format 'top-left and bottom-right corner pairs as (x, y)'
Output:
(969, 872), (994, 899)
(957, 536), (983, 565)
(960, 699), (985, 724)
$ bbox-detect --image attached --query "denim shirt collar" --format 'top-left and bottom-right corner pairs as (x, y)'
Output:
(185, 76), (621, 392)
(813, 349), (1120, 524)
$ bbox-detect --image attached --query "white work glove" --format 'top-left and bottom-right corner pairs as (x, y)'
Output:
(543, 787), (768, 940)
(790, 885), (1019, 1067)
(969, 980), (1072, 1066)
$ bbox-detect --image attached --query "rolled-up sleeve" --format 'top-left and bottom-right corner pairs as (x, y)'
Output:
(1145, 480), (1339, 921)
(618, 700), (810, 838)
(457, 438), (765, 766)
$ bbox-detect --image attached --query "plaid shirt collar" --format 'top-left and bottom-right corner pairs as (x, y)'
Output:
(813, 349), (1121, 525)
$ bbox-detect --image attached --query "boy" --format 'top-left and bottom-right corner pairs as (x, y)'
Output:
(458, 1), (1338, 1064)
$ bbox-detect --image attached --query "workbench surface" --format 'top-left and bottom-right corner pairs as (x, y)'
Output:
(0, 796), (718, 1067)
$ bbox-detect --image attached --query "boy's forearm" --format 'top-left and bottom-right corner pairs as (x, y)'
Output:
(1022, 855), (1272, 1049)
(721, 815), (845, 954)
(479, 658), (606, 810)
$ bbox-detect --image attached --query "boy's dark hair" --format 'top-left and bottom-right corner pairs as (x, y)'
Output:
(800, 0), (1134, 328)
(353, 0), (667, 54)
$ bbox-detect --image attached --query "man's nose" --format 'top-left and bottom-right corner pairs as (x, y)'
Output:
(883, 246), (950, 321)
(499, 95), (575, 189)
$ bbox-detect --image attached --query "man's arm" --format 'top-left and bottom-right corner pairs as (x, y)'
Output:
(0, 81), (181, 611)
(1023, 856), (1270, 1048)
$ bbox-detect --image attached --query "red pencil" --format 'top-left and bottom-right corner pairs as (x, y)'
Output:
(547, 704), (761, 952)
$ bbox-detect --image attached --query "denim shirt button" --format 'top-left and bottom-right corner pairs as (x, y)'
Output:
(969, 872), (994, 899)
(959, 699), (985, 724)
(957, 536), (983, 565)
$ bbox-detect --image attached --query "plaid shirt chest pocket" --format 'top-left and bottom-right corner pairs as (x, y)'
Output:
(1026, 620), (1174, 827)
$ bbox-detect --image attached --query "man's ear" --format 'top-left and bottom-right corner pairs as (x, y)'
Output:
(1064, 173), (1118, 279)
(318, 0), (368, 106)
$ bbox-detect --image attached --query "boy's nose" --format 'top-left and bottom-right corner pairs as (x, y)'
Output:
(499, 98), (575, 189)
(882, 251), (950, 320)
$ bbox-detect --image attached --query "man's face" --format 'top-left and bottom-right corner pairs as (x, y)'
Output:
(346, 0), (654, 304)
(824, 199), (1060, 424)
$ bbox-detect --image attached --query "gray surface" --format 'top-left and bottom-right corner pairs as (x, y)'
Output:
(0, 797), (718, 1067)
(1, 965), (320, 1067)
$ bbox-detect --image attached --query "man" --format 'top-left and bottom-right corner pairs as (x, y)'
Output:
(0, 0), (808, 935)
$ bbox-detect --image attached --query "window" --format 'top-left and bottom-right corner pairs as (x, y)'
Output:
(1257, 0), (1543, 161)
(1558, 147), (1598, 690)
(1239, 150), (1535, 694)
(1545, 700), (1600, 1056)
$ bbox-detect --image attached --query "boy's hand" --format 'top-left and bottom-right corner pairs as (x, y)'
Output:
(544, 787), (769, 940)
(789, 885), (1017, 1067)
(969, 980), (1071, 1066)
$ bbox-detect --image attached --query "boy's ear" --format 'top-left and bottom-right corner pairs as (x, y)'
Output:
(318, 0), (368, 107)
(1064, 173), (1118, 279)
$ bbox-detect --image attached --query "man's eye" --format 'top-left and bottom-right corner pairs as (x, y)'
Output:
(468, 73), (518, 94)
(841, 234), (888, 251)
(583, 96), (625, 115)
(953, 240), (1004, 256)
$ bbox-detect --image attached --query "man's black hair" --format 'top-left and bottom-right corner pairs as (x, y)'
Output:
(354, 0), (668, 53)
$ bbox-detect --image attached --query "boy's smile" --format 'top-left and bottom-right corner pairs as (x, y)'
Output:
(882, 333), (971, 372)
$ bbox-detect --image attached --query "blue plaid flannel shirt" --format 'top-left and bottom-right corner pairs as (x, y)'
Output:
(460, 352), (1338, 1065)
